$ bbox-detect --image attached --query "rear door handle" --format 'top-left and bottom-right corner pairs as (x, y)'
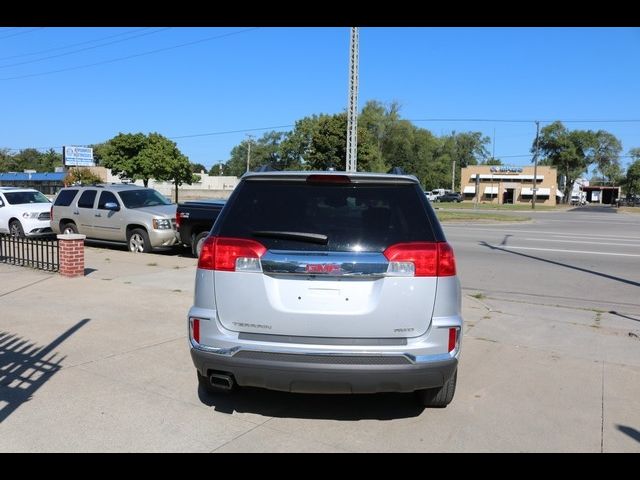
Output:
(95, 213), (101, 217)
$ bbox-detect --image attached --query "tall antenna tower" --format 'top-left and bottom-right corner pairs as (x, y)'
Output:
(346, 27), (359, 172)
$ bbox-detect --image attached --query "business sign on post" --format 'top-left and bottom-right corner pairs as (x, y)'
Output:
(63, 146), (95, 167)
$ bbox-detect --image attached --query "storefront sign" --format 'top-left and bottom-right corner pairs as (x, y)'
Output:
(490, 166), (523, 173)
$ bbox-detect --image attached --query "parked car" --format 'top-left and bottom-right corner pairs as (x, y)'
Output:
(176, 199), (226, 257)
(51, 184), (177, 253)
(424, 191), (438, 202)
(188, 171), (463, 407)
(437, 192), (463, 203)
(0, 187), (52, 237)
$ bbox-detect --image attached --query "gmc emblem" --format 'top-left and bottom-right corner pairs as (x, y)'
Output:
(305, 263), (342, 274)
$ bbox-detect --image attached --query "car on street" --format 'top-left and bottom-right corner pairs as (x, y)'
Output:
(0, 187), (52, 237)
(51, 184), (178, 253)
(437, 192), (463, 203)
(188, 170), (463, 407)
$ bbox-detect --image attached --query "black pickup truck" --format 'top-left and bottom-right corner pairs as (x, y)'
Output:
(176, 199), (226, 257)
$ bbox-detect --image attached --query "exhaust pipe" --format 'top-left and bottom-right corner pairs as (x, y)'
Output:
(209, 372), (234, 390)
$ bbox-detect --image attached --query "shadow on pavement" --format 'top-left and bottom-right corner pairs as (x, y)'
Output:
(567, 205), (617, 213)
(197, 385), (424, 420)
(609, 311), (640, 323)
(0, 319), (90, 423)
(617, 425), (640, 444)
(479, 241), (640, 288)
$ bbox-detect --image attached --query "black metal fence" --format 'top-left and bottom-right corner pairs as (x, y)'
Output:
(0, 234), (59, 272)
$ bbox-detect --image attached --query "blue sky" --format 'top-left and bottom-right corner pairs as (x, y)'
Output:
(1, 27), (639, 171)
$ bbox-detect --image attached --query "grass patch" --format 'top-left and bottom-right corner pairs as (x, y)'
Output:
(617, 207), (640, 214)
(471, 293), (486, 300)
(146, 262), (158, 267)
(435, 202), (559, 211)
(437, 211), (530, 222)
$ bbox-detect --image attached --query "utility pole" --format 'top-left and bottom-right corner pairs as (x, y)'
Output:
(451, 160), (456, 192)
(246, 134), (254, 173)
(492, 127), (496, 160)
(532, 121), (540, 210)
(346, 27), (359, 173)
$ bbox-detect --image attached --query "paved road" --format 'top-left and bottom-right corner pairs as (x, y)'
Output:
(1, 208), (639, 452)
(444, 207), (640, 314)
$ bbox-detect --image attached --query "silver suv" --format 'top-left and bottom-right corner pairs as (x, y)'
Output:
(188, 171), (462, 407)
(51, 184), (177, 253)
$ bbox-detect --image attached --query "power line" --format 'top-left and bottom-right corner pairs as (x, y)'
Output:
(169, 124), (294, 140)
(0, 27), (151, 61)
(0, 28), (171, 70)
(0, 27), (44, 41)
(0, 27), (260, 81)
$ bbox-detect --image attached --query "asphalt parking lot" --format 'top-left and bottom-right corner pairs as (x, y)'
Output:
(1, 208), (639, 452)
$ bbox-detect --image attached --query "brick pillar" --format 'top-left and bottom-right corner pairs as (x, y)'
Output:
(57, 234), (86, 277)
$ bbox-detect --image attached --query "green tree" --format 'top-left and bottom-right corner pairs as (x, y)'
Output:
(138, 133), (196, 203)
(190, 162), (207, 173)
(64, 167), (102, 185)
(224, 131), (290, 176)
(279, 113), (378, 172)
(535, 122), (591, 202)
(482, 157), (503, 165)
(622, 155), (640, 197)
(209, 163), (224, 176)
(98, 133), (149, 185)
(591, 130), (622, 183)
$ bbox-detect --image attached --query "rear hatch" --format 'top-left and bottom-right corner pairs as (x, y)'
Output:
(209, 174), (445, 339)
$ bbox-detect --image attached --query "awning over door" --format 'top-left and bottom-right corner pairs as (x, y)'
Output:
(521, 187), (551, 196)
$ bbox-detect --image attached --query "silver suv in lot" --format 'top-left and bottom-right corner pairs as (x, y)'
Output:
(188, 171), (462, 407)
(51, 184), (177, 253)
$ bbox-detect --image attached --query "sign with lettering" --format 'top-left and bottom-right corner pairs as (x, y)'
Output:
(63, 146), (95, 167)
(490, 166), (523, 173)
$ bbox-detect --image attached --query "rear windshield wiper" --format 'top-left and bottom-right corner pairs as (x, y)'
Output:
(251, 230), (328, 245)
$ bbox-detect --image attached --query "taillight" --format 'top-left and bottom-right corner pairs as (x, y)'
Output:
(306, 174), (351, 184)
(437, 242), (456, 276)
(197, 236), (266, 272)
(175, 212), (182, 229)
(383, 241), (456, 277)
(190, 318), (200, 343)
(50, 205), (53, 220)
(448, 327), (459, 352)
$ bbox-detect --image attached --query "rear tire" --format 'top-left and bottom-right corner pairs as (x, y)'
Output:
(62, 222), (78, 235)
(192, 231), (209, 258)
(9, 220), (25, 237)
(127, 228), (151, 253)
(417, 369), (457, 408)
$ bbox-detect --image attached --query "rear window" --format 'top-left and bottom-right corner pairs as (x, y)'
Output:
(119, 189), (171, 209)
(215, 180), (440, 252)
(54, 189), (78, 206)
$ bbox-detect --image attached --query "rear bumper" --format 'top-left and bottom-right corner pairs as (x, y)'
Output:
(190, 344), (458, 394)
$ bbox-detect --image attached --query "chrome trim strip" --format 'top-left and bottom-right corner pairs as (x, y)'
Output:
(190, 338), (453, 365)
(261, 250), (388, 277)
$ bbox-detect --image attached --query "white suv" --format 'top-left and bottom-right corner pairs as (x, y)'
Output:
(0, 187), (52, 237)
(188, 171), (462, 407)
